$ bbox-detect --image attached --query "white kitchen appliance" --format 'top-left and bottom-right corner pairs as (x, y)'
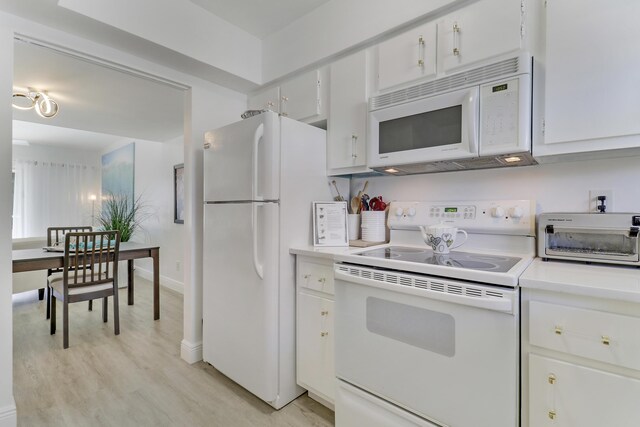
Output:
(202, 111), (330, 409)
(334, 200), (536, 427)
(539, 212), (640, 266)
(368, 52), (536, 175)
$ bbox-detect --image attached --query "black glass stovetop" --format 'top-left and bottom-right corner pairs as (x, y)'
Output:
(356, 246), (521, 272)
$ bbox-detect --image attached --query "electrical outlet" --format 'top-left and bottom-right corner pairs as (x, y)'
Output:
(589, 190), (613, 213)
(176, 260), (181, 272)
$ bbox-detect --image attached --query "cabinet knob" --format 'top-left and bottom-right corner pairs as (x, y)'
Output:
(548, 410), (556, 420)
(351, 135), (358, 159)
(320, 332), (329, 337)
(554, 326), (563, 335)
(548, 374), (556, 385)
(303, 274), (311, 280)
(318, 277), (326, 284)
(601, 335), (611, 346)
(452, 23), (461, 56)
(321, 310), (329, 316)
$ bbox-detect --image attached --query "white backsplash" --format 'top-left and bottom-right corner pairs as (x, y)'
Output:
(351, 155), (640, 215)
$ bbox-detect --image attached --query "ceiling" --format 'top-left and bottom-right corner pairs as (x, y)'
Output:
(12, 40), (185, 148)
(5, 0), (333, 149)
(189, 0), (331, 39)
(13, 120), (123, 151)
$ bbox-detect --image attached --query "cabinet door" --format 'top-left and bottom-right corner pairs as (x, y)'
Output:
(297, 292), (335, 402)
(248, 86), (280, 112)
(328, 51), (368, 172)
(377, 21), (437, 91)
(280, 70), (320, 121)
(542, 1), (640, 149)
(529, 354), (640, 427)
(437, 0), (522, 75)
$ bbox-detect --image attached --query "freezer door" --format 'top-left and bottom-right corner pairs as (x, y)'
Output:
(203, 112), (280, 202)
(202, 202), (280, 403)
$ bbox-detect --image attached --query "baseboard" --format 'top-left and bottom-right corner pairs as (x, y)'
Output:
(181, 339), (203, 364)
(135, 267), (184, 294)
(0, 399), (17, 427)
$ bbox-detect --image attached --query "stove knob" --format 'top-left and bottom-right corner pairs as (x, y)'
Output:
(395, 207), (404, 217)
(406, 207), (417, 217)
(509, 206), (524, 219)
(491, 206), (505, 218)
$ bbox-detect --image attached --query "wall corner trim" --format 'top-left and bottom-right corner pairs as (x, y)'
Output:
(0, 399), (17, 427)
(180, 339), (203, 364)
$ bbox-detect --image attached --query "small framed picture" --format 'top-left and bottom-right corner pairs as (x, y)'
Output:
(312, 201), (348, 247)
(174, 164), (184, 224)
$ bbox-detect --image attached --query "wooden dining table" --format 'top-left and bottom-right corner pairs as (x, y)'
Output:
(12, 242), (160, 320)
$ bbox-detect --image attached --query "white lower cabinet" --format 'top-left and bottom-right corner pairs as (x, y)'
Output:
(529, 354), (640, 427)
(296, 256), (335, 406)
(522, 289), (640, 427)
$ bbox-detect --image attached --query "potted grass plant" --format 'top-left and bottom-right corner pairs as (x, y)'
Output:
(97, 193), (147, 242)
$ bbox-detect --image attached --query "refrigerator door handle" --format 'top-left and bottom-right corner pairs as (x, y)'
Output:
(252, 202), (264, 279)
(252, 123), (265, 202)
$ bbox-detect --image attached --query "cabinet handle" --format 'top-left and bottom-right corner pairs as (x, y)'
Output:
(321, 310), (329, 316)
(318, 277), (326, 284)
(554, 326), (563, 335)
(351, 134), (358, 159)
(548, 410), (556, 420)
(280, 96), (289, 117)
(452, 23), (460, 56)
(303, 274), (311, 280)
(417, 35), (425, 67)
(320, 332), (329, 337)
(601, 335), (611, 346)
(548, 374), (556, 385)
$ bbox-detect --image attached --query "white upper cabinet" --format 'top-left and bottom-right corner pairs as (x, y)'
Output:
(437, 0), (524, 75)
(535, 0), (640, 159)
(247, 86), (280, 113)
(280, 68), (328, 123)
(327, 51), (370, 175)
(377, 21), (437, 91)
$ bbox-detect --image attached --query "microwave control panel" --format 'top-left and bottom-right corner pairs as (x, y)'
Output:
(388, 200), (535, 236)
(479, 74), (531, 155)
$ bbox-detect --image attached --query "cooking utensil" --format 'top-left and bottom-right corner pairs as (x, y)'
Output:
(331, 180), (345, 201)
(361, 194), (370, 211)
(350, 180), (369, 214)
(350, 196), (360, 214)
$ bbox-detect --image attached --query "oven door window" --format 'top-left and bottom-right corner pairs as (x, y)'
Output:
(367, 297), (455, 357)
(379, 105), (462, 154)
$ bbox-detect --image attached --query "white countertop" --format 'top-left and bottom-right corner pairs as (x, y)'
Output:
(289, 245), (375, 260)
(520, 258), (640, 303)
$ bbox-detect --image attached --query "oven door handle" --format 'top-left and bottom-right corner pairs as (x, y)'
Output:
(335, 269), (515, 314)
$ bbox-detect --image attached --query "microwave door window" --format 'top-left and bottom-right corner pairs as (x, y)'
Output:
(379, 105), (462, 154)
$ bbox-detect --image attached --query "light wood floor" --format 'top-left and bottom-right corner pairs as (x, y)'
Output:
(13, 278), (335, 427)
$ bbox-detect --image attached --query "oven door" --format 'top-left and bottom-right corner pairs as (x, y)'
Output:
(368, 86), (479, 168)
(335, 264), (518, 427)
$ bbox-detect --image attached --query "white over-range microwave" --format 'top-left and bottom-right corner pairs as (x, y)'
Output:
(368, 53), (536, 175)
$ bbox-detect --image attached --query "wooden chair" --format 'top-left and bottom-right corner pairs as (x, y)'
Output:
(45, 226), (93, 319)
(49, 230), (121, 349)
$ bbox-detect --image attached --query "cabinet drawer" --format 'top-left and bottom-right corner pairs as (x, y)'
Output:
(530, 301), (640, 371)
(529, 354), (640, 427)
(298, 259), (335, 295)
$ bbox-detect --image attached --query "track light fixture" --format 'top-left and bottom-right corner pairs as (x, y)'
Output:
(12, 89), (59, 118)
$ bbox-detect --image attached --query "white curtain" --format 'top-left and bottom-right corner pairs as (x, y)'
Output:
(12, 159), (100, 238)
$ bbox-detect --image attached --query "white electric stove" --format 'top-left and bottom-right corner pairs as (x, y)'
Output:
(334, 200), (535, 427)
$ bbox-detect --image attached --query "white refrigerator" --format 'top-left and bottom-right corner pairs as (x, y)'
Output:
(202, 111), (332, 409)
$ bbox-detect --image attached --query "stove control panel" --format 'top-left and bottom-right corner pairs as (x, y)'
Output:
(388, 200), (535, 235)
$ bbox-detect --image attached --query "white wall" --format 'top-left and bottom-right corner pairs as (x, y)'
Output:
(351, 156), (640, 217)
(101, 136), (185, 293)
(12, 144), (101, 166)
(0, 25), (16, 427)
(57, 0), (262, 85)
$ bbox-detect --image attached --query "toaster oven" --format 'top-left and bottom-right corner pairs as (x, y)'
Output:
(539, 213), (640, 266)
